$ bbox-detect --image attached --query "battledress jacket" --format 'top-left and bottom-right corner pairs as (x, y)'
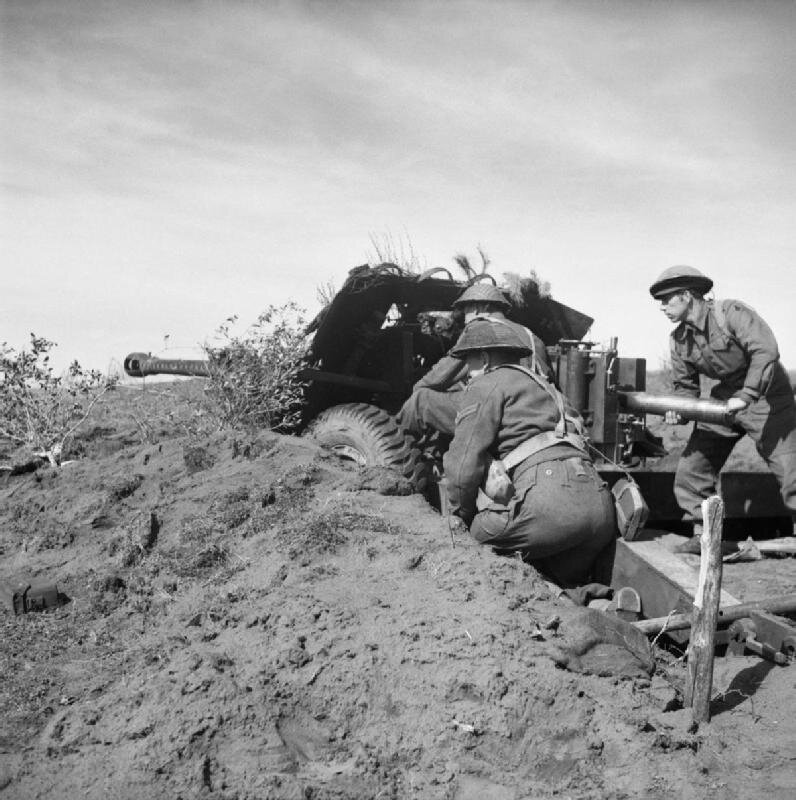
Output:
(670, 299), (790, 403)
(444, 366), (581, 525)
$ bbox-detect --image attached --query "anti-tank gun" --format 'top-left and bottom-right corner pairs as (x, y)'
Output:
(124, 263), (595, 490)
(122, 263), (790, 528)
(123, 353), (210, 379)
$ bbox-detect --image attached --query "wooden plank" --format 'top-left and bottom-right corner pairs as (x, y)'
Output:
(634, 593), (796, 635)
(745, 611), (796, 655)
(756, 537), (796, 555)
(610, 533), (740, 643)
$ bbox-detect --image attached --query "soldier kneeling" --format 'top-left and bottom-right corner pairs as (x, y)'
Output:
(444, 318), (616, 588)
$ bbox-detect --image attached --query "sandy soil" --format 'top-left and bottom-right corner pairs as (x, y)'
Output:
(1, 386), (795, 800)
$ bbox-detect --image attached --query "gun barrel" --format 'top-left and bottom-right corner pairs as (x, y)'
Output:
(618, 391), (730, 426)
(123, 352), (210, 379)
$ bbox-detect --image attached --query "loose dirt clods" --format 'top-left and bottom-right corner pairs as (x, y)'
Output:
(0, 391), (794, 799)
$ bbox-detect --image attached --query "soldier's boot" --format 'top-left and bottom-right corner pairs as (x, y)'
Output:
(674, 522), (703, 555)
(675, 522), (737, 556)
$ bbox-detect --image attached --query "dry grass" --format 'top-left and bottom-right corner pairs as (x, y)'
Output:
(366, 230), (425, 273)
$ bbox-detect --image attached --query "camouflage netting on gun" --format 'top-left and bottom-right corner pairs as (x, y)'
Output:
(306, 265), (593, 370)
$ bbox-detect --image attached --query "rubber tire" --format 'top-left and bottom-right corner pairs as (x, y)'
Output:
(307, 403), (427, 491)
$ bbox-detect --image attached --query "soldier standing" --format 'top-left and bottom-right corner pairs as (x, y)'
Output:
(650, 265), (796, 551)
(444, 318), (615, 587)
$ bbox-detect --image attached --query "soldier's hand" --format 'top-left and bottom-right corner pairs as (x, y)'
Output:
(664, 410), (684, 425)
(726, 397), (749, 415)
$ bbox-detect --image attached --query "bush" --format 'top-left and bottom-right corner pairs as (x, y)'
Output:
(202, 303), (308, 433)
(0, 335), (115, 465)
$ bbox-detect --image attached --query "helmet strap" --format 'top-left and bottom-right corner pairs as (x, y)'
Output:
(684, 291), (706, 325)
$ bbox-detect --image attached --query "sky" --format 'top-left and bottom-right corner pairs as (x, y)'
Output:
(2, 0), (795, 375)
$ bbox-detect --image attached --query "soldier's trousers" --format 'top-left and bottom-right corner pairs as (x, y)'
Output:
(470, 455), (617, 587)
(397, 387), (461, 439)
(675, 389), (796, 522)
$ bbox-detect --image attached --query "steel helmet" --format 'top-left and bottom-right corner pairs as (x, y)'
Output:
(450, 318), (531, 357)
(452, 283), (511, 309)
(649, 265), (713, 299)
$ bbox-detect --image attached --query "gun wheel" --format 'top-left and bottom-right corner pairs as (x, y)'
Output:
(307, 403), (428, 491)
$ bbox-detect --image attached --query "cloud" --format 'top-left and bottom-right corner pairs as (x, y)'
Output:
(5, 1), (793, 198)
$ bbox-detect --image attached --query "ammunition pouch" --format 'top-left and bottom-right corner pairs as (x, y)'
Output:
(611, 478), (649, 540)
(481, 431), (588, 506)
(483, 459), (515, 505)
(478, 362), (589, 507)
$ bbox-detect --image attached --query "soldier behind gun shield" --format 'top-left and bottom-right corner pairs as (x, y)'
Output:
(398, 283), (553, 442)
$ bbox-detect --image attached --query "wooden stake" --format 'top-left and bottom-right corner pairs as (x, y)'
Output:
(685, 495), (724, 723)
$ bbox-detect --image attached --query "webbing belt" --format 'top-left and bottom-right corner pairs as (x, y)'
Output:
(502, 430), (587, 471)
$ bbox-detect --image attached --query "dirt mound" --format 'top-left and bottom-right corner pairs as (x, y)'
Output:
(1, 405), (795, 799)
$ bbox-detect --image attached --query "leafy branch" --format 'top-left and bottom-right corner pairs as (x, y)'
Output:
(201, 303), (308, 433)
(0, 335), (116, 466)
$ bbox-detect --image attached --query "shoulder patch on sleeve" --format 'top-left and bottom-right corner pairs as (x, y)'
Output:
(455, 403), (479, 425)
